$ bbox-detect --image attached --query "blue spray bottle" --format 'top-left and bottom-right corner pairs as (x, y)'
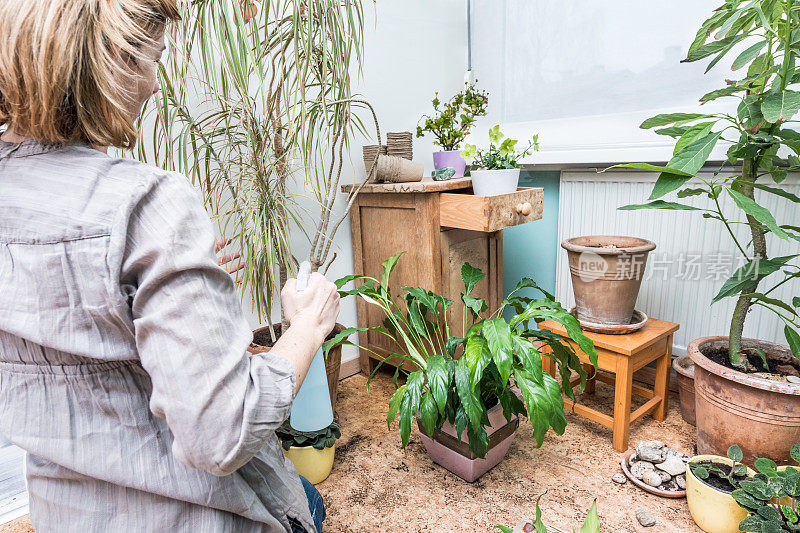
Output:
(289, 261), (334, 432)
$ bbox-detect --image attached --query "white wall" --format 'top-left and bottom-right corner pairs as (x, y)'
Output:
(241, 0), (469, 368)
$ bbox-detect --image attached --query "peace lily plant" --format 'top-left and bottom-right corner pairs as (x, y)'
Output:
(325, 253), (598, 459)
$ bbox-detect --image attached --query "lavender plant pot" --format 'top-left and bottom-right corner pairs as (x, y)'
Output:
(417, 403), (519, 482)
(433, 150), (466, 178)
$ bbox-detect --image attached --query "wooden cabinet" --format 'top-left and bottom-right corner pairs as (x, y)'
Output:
(343, 178), (543, 374)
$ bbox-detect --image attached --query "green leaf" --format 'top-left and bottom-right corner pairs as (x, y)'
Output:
(381, 252), (404, 295)
(762, 90), (800, 123)
(736, 180), (800, 203)
(755, 457), (778, 476)
(494, 528), (513, 533)
(580, 500), (601, 533)
(732, 488), (764, 510)
(794, 296), (800, 309)
(615, 162), (694, 175)
(418, 392), (438, 437)
(738, 514), (764, 532)
(685, 33), (747, 62)
(744, 292), (798, 316)
(655, 126), (689, 138)
(461, 262), (485, 296)
(482, 318), (514, 386)
(791, 443), (800, 463)
(619, 200), (704, 211)
(692, 464), (710, 479)
(462, 294), (488, 320)
(727, 188), (789, 240)
(677, 188), (708, 198)
(674, 122), (715, 155)
(700, 86), (743, 104)
(665, 131), (723, 178)
(398, 372), (424, 447)
(462, 335), (491, 391)
(732, 40), (768, 70)
(445, 336), (463, 356)
(757, 504), (782, 522)
(387, 385), (406, 428)
(713, 255), (798, 303)
(425, 354), (450, 416)
(785, 325), (800, 358)
(640, 113), (712, 129)
(741, 478), (772, 500)
(739, 95), (764, 131)
(729, 444), (744, 463)
(455, 357), (484, 431)
(402, 286), (442, 318)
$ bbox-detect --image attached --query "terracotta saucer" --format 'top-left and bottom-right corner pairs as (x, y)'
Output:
(620, 449), (686, 499)
(569, 308), (648, 335)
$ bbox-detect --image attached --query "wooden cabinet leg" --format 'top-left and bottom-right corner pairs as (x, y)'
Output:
(653, 334), (672, 421)
(582, 363), (596, 394)
(542, 354), (556, 379)
(612, 356), (633, 453)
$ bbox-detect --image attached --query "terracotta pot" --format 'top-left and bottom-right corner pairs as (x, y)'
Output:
(689, 336), (800, 465)
(249, 323), (344, 414)
(686, 454), (754, 533)
(417, 403), (518, 482)
(561, 235), (655, 325)
(673, 354), (696, 426)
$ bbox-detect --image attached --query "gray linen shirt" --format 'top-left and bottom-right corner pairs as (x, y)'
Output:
(0, 139), (314, 532)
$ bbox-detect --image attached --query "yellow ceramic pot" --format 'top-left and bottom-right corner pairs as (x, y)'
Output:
(283, 444), (335, 485)
(686, 455), (754, 533)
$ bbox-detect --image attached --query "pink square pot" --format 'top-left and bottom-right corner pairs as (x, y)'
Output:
(417, 404), (519, 482)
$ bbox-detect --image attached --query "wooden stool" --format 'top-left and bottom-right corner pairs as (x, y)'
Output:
(539, 317), (679, 452)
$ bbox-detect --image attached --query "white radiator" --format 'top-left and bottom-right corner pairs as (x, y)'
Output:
(555, 168), (800, 355)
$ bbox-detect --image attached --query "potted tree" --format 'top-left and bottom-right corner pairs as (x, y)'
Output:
(140, 0), (371, 413)
(620, 0), (800, 463)
(461, 126), (540, 196)
(416, 81), (489, 178)
(325, 253), (598, 482)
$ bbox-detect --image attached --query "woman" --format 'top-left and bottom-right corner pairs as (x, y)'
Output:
(0, 1), (338, 531)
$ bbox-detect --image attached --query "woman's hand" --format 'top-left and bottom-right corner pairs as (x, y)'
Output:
(215, 238), (245, 284)
(281, 272), (340, 343)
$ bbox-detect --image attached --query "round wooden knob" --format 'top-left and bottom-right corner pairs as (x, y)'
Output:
(515, 202), (532, 216)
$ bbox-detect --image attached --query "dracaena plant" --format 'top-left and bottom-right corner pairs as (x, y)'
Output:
(619, 0), (800, 370)
(324, 253), (598, 458)
(731, 443), (800, 532)
(416, 81), (489, 151)
(462, 126), (540, 170)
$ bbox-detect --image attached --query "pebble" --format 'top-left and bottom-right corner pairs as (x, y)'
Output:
(657, 470), (672, 483)
(630, 460), (655, 480)
(642, 470), (663, 487)
(656, 455), (687, 476)
(612, 473), (627, 484)
(628, 452), (638, 467)
(637, 442), (665, 463)
(636, 509), (656, 527)
(676, 475), (686, 490)
(788, 375), (800, 384)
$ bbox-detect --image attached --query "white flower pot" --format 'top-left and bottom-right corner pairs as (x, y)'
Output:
(470, 168), (520, 197)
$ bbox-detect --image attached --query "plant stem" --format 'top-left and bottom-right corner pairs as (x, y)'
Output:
(728, 158), (768, 367)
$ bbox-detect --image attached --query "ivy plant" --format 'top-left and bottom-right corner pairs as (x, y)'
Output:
(732, 443), (800, 532)
(275, 420), (341, 451)
(619, 0), (800, 370)
(496, 495), (600, 533)
(416, 81), (489, 151)
(462, 126), (540, 170)
(325, 253), (598, 458)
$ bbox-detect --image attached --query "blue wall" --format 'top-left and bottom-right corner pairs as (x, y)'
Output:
(502, 171), (561, 319)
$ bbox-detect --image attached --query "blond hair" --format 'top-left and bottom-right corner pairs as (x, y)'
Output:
(0, 0), (180, 149)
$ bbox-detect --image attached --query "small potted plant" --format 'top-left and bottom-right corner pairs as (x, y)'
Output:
(730, 444), (800, 532)
(461, 126), (539, 197)
(416, 81), (489, 178)
(276, 420), (341, 485)
(686, 445), (754, 533)
(327, 253), (598, 482)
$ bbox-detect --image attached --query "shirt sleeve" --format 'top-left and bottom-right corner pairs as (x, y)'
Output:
(117, 169), (295, 477)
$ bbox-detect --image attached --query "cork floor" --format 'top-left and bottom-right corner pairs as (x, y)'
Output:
(1, 369), (700, 532)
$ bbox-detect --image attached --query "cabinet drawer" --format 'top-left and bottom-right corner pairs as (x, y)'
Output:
(439, 187), (543, 232)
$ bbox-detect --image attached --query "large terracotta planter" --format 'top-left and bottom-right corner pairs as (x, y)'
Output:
(686, 454), (754, 533)
(561, 235), (655, 325)
(673, 354), (696, 426)
(417, 403), (518, 482)
(249, 323), (344, 414)
(689, 336), (800, 465)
